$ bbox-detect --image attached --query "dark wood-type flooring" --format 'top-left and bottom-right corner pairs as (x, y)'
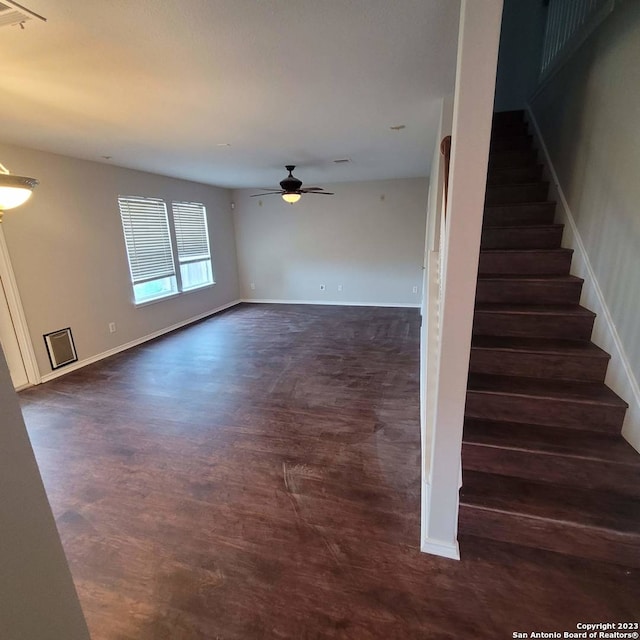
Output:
(20, 304), (639, 639)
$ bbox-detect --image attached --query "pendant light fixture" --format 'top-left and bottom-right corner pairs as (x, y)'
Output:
(0, 163), (39, 222)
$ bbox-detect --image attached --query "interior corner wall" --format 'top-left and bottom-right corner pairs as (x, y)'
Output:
(493, 0), (547, 112)
(232, 178), (428, 306)
(0, 349), (90, 639)
(529, 1), (640, 444)
(0, 142), (240, 378)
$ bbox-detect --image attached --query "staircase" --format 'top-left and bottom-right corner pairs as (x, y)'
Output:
(459, 110), (640, 567)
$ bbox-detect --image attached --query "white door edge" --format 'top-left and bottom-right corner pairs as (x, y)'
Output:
(0, 228), (40, 386)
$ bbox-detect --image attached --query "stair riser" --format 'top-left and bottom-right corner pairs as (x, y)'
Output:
(483, 203), (555, 227)
(491, 123), (529, 138)
(469, 349), (608, 382)
(488, 165), (543, 185)
(462, 444), (640, 497)
(465, 391), (626, 433)
(478, 251), (572, 275)
(486, 183), (549, 205)
(481, 226), (563, 250)
(490, 136), (533, 152)
(493, 111), (525, 125)
(475, 280), (582, 305)
(473, 311), (594, 340)
(489, 150), (538, 168)
(458, 506), (640, 567)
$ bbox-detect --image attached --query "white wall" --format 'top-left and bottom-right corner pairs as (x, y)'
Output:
(232, 178), (428, 307)
(0, 348), (90, 639)
(494, 0), (547, 112)
(529, 1), (640, 451)
(0, 142), (240, 379)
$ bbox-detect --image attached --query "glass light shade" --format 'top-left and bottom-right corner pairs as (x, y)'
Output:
(0, 186), (33, 210)
(0, 167), (38, 214)
(282, 192), (301, 204)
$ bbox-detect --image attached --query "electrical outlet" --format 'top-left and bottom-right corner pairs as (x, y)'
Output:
(109, 322), (117, 333)
(320, 284), (326, 291)
(412, 286), (418, 294)
(250, 282), (256, 290)
(338, 284), (343, 292)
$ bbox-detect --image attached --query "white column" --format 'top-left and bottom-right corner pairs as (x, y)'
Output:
(421, 0), (504, 559)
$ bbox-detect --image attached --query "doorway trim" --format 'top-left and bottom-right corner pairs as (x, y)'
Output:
(0, 227), (40, 386)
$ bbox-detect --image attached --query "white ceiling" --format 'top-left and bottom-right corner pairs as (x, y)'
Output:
(0, 0), (460, 189)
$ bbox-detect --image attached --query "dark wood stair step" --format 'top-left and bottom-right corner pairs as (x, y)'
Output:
(490, 121), (529, 138)
(478, 248), (573, 275)
(474, 303), (595, 340)
(493, 110), (525, 124)
(469, 335), (609, 381)
(481, 224), (563, 250)
(485, 182), (550, 205)
(487, 164), (543, 185)
(459, 471), (640, 567)
(483, 201), (556, 227)
(462, 418), (640, 497)
(466, 373), (628, 433)
(475, 274), (583, 305)
(489, 149), (538, 168)
(490, 135), (534, 152)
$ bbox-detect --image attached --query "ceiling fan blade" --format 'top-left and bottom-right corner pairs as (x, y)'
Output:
(250, 191), (283, 197)
(307, 191), (334, 195)
(301, 186), (324, 191)
(255, 187), (282, 191)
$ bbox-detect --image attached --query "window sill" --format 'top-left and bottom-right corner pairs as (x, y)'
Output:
(133, 282), (216, 308)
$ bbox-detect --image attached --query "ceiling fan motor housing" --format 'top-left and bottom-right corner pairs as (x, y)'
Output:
(280, 166), (302, 192)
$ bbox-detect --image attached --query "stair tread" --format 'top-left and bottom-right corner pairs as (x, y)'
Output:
(475, 303), (595, 317)
(483, 223), (563, 230)
(471, 335), (609, 358)
(487, 181), (549, 189)
(480, 247), (572, 253)
(485, 201), (556, 209)
(488, 163), (542, 171)
(460, 471), (640, 534)
(468, 373), (628, 407)
(463, 418), (640, 466)
(477, 274), (582, 283)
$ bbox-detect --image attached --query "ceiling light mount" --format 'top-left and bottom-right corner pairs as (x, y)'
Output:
(0, 163), (39, 222)
(250, 166), (334, 204)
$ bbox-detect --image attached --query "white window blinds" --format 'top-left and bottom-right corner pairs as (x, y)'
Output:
(172, 201), (211, 264)
(118, 196), (176, 284)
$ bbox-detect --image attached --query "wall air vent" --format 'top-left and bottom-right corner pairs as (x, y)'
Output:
(44, 328), (78, 370)
(0, 0), (46, 29)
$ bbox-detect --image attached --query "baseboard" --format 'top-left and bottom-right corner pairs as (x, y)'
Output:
(420, 479), (461, 561)
(241, 298), (420, 309)
(420, 536), (460, 561)
(527, 105), (640, 453)
(39, 299), (242, 384)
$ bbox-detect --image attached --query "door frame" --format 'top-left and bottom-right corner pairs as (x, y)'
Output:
(0, 227), (40, 386)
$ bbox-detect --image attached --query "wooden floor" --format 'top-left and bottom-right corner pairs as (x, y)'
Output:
(20, 304), (639, 640)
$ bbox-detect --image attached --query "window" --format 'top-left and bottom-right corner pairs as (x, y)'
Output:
(172, 200), (214, 291)
(118, 196), (214, 304)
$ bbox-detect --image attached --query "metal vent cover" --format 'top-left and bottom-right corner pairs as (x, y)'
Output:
(44, 328), (78, 370)
(0, 1), (46, 28)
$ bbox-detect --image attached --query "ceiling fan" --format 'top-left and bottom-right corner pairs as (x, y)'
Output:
(251, 165), (334, 204)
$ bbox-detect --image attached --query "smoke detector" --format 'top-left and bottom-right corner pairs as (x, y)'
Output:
(0, 1), (46, 29)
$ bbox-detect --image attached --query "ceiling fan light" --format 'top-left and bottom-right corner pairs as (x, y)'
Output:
(0, 186), (33, 210)
(282, 192), (301, 204)
(0, 165), (39, 217)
